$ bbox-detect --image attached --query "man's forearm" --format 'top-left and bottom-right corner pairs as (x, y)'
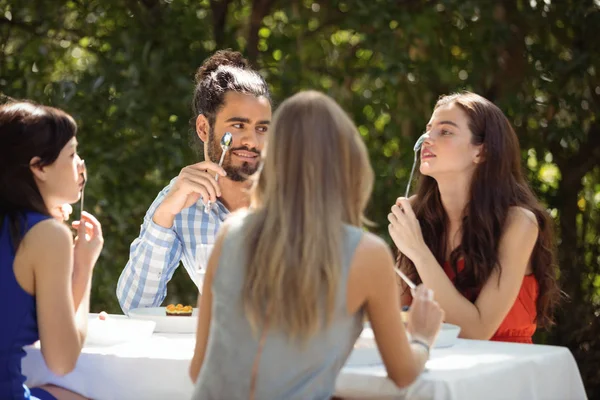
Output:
(152, 207), (177, 229)
(117, 240), (177, 314)
(118, 188), (182, 313)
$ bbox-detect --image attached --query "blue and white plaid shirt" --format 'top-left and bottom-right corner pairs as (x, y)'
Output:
(116, 178), (229, 314)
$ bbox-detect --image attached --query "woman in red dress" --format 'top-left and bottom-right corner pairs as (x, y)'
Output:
(388, 92), (560, 343)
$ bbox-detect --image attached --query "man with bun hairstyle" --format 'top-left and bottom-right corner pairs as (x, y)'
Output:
(117, 50), (272, 313)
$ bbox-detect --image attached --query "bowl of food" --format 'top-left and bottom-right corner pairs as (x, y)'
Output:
(165, 304), (193, 316)
(128, 305), (198, 333)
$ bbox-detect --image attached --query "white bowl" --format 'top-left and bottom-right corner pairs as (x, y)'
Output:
(434, 323), (461, 348)
(128, 307), (198, 333)
(346, 322), (461, 367)
(85, 314), (156, 347)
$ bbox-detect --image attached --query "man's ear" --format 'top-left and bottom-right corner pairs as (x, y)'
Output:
(196, 114), (210, 144)
(29, 156), (48, 182)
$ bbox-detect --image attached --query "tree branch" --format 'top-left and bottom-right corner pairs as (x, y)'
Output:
(0, 16), (89, 41)
(564, 122), (600, 186)
(483, 2), (528, 101)
(0, 17), (108, 62)
(589, 80), (600, 112)
(210, 0), (233, 49)
(0, 16), (35, 31)
(139, 0), (160, 9)
(246, 0), (277, 65)
(126, 0), (163, 29)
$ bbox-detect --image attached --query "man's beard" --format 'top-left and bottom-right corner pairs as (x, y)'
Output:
(206, 128), (261, 182)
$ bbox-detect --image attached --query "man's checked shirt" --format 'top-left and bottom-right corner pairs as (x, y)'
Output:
(116, 178), (229, 314)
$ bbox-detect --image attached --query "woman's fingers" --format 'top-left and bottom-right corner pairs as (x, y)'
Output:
(80, 211), (102, 237)
(72, 212), (103, 239)
(396, 198), (417, 220)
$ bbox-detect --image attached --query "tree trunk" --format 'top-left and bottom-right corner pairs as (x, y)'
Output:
(247, 0), (276, 65)
(210, 0), (232, 49)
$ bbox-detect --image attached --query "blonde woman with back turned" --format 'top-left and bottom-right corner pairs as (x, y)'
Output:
(189, 91), (444, 399)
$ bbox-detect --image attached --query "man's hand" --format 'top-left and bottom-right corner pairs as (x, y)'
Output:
(153, 161), (227, 228)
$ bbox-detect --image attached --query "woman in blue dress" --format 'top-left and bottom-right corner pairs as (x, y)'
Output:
(0, 101), (103, 400)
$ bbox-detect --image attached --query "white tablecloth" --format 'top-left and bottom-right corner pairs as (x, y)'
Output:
(23, 326), (586, 400)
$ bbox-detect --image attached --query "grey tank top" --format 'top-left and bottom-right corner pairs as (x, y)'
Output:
(192, 215), (365, 400)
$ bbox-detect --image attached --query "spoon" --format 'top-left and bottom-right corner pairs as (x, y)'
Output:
(404, 133), (428, 198)
(394, 267), (417, 290)
(395, 134), (427, 292)
(79, 160), (87, 221)
(204, 132), (233, 213)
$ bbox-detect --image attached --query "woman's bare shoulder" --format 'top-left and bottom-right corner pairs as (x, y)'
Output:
(507, 206), (539, 230)
(500, 206), (539, 255)
(353, 232), (395, 273)
(22, 218), (72, 252)
(359, 231), (391, 250)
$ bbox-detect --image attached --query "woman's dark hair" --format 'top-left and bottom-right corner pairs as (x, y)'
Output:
(190, 49), (271, 153)
(0, 101), (77, 249)
(397, 91), (560, 329)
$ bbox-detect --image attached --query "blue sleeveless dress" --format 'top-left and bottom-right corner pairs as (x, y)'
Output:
(0, 211), (57, 400)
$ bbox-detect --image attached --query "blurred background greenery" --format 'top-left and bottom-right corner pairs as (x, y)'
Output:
(1, 0), (599, 396)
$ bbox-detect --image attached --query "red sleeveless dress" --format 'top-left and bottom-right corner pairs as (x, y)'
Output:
(443, 259), (539, 343)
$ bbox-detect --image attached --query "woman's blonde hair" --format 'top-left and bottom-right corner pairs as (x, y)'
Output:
(243, 90), (374, 339)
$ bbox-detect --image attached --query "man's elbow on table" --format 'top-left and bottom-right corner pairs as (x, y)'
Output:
(115, 275), (135, 315)
(118, 299), (133, 316)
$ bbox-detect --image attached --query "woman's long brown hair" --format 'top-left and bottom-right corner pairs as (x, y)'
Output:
(397, 92), (560, 329)
(243, 91), (374, 340)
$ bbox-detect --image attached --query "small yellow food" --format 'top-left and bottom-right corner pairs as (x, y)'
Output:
(165, 304), (193, 316)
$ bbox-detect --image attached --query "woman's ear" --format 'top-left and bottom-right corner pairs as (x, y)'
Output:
(473, 144), (485, 164)
(196, 114), (210, 144)
(29, 156), (46, 181)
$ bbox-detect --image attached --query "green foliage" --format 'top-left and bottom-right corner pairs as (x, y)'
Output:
(2, 0), (599, 396)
